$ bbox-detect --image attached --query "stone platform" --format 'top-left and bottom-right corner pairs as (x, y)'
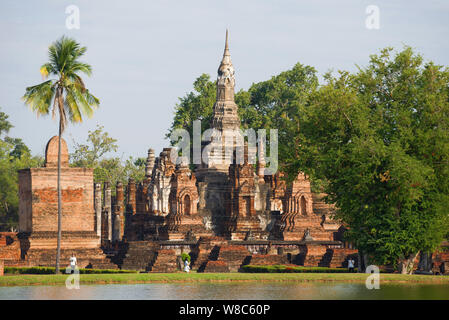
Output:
(115, 238), (350, 273)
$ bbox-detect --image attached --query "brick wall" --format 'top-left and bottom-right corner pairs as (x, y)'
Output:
(18, 167), (95, 233)
(0, 233), (21, 261)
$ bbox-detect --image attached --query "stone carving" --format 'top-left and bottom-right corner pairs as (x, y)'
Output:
(244, 230), (255, 241)
(185, 229), (197, 242)
(148, 148), (175, 214)
(303, 228), (314, 241)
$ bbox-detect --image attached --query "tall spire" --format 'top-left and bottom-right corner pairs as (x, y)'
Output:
(210, 29), (239, 132)
(224, 29), (230, 56)
(225, 29), (229, 48)
(217, 29), (235, 89)
(199, 30), (242, 176)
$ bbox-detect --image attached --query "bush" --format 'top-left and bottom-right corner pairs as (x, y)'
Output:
(241, 265), (350, 273)
(181, 253), (191, 263)
(4, 266), (138, 275)
(5, 267), (56, 275)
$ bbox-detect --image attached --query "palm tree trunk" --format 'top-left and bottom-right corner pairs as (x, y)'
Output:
(55, 117), (62, 274)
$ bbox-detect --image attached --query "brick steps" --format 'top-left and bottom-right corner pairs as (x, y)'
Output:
(119, 241), (158, 271)
(216, 245), (250, 272)
(248, 254), (289, 266)
(19, 248), (117, 269)
(202, 260), (230, 272)
(190, 237), (228, 271)
(149, 249), (178, 273)
(318, 248), (358, 268)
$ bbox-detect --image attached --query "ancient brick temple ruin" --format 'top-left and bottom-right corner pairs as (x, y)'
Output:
(1, 31), (447, 273)
(0, 136), (116, 269)
(110, 31), (358, 272)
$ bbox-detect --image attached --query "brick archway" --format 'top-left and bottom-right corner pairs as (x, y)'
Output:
(183, 194), (191, 215)
(300, 196), (307, 215)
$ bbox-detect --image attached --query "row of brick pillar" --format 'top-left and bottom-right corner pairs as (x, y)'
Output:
(93, 178), (149, 243)
(94, 181), (126, 243)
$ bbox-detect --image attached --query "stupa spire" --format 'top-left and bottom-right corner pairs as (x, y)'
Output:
(217, 29), (235, 89)
(210, 30), (240, 130)
(224, 29), (229, 54)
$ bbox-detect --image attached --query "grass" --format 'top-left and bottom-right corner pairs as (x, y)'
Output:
(0, 272), (448, 287)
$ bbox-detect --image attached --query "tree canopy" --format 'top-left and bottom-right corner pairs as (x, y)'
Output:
(0, 108), (43, 231)
(70, 125), (145, 187)
(295, 47), (449, 271)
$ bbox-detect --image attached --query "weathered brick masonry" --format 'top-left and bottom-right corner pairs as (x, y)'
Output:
(12, 136), (115, 268)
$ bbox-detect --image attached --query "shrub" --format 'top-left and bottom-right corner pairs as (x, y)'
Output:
(181, 253), (191, 263)
(240, 265), (350, 273)
(4, 266), (138, 275)
(5, 267), (56, 275)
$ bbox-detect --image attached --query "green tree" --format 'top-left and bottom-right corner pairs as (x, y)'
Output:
(166, 74), (216, 141)
(0, 109), (43, 231)
(244, 63), (319, 182)
(70, 126), (145, 187)
(4, 137), (31, 159)
(70, 125), (118, 168)
(0, 109), (13, 136)
(0, 140), (42, 231)
(295, 48), (449, 273)
(92, 156), (146, 187)
(22, 36), (100, 273)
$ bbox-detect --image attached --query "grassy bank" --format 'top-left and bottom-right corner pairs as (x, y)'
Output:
(0, 272), (448, 287)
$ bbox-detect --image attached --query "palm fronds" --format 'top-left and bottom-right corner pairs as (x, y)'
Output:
(22, 35), (99, 132)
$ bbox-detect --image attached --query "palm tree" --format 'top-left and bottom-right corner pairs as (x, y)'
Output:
(23, 36), (99, 273)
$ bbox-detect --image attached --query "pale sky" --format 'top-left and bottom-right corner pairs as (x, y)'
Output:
(1, 0), (448, 160)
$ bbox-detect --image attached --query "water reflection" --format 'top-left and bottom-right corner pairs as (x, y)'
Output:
(0, 283), (448, 300)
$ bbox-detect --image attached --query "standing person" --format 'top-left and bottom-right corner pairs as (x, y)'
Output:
(184, 258), (190, 273)
(69, 253), (77, 274)
(348, 258), (355, 273)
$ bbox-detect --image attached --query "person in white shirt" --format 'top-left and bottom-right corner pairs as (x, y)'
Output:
(69, 253), (77, 274)
(348, 258), (355, 273)
(184, 259), (190, 273)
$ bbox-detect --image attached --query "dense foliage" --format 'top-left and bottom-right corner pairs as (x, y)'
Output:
(0, 108), (43, 231)
(295, 48), (449, 272)
(181, 252), (191, 263)
(70, 125), (146, 187)
(4, 266), (138, 274)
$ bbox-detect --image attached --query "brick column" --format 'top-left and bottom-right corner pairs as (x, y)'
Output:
(127, 178), (136, 215)
(104, 181), (112, 241)
(94, 183), (102, 237)
(0, 259), (4, 276)
(257, 136), (266, 183)
(115, 182), (125, 241)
